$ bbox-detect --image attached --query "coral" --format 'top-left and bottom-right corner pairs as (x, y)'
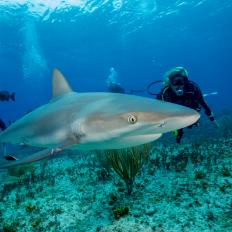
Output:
(96, 169), (110, 181)
(2, 222), (19, 232)
(219, 181), (232, 193)
(112, 205), (129, 220)
(15, 192), (24, 205)
(207, 211), (215, 221)
(31, 218), (42, 228)
(51, 208), (63, 215)
(25, 203), (36, 213)
(221, 165), (231, 177)
(194, 169), (206, 179)
(108, 193), (118, 205)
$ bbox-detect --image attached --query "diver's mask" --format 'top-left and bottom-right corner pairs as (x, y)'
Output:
(170, 76), (185, 96)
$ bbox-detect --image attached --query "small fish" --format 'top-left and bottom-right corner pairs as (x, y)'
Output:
(0, 91), (15, 101)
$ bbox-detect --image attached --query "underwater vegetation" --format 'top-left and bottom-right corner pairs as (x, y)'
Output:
(112, 205), (129, 220)
(96, 143), (150, 195)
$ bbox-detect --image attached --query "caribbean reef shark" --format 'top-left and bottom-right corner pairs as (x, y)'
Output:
(0, 69), (200, 167)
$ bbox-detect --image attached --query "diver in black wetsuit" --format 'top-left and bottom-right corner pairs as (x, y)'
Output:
(108, 82), (125, 93)
(157, 66), (218, 143)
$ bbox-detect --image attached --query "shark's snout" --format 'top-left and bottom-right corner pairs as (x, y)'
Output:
(164, 109), (200, 132)
(144, 106), (200, 134)
(182, 110), (200, 126)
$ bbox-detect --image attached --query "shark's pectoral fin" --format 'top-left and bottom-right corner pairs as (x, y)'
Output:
(4, 154), (18, 161)
(0, 147), (64, 169)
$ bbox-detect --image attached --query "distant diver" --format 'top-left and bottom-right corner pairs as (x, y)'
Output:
(156, 66), (219, 143)
(106, 67), (125, 93)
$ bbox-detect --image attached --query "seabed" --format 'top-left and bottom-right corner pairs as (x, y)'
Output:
(0, 121), (232, 232)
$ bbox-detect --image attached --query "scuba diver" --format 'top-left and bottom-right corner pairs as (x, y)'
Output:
(106, 67), (125, 93)
(106, 66), (147, 94)
(156, 66), (218, 143)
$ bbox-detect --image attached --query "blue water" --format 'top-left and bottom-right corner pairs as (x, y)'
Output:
(0, 0), (232, 123)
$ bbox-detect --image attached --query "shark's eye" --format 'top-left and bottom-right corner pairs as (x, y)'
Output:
(128, 114), (137, 124)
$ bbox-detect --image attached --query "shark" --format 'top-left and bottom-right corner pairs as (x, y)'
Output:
(0, 69), (200, 168)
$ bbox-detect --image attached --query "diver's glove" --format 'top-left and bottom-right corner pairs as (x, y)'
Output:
(208, 114), (215, 121)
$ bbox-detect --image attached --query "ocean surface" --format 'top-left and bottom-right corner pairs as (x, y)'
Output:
(0, 0), (232, 121)
(0, 1), (232, 232)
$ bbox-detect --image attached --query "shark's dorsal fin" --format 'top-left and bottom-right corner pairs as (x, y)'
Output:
(52, 68), (73, 98)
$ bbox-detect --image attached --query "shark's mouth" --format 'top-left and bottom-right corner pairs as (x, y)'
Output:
(73, 132), (162, 150)
(120, 133), (162, 143)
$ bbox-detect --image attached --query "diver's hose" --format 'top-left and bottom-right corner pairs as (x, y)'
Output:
(146, 80), (163, 96)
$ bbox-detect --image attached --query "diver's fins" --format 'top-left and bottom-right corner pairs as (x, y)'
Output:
(203, 91), (218, 97)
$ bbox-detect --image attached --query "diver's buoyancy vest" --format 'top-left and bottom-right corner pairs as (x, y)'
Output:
(161, 85), (201, 111)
